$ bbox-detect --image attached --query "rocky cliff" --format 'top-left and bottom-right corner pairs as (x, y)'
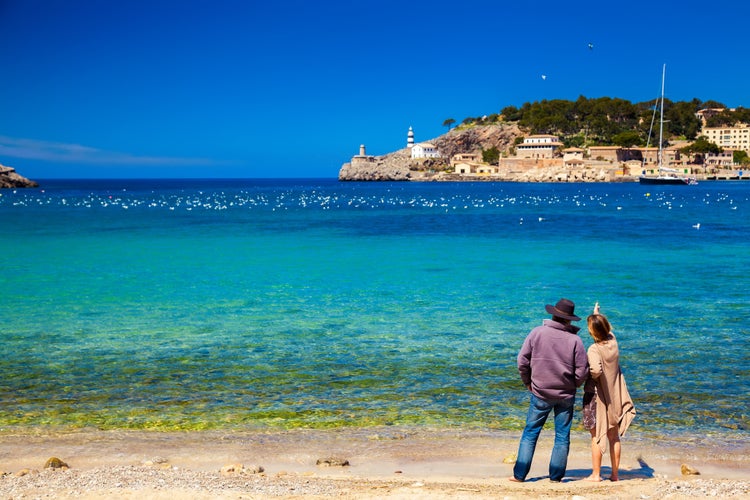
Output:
(339, 123), (523, 181)
(0, 163), (39, 188)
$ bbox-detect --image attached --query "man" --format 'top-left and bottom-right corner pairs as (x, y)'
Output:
(510, 298), (589, 483)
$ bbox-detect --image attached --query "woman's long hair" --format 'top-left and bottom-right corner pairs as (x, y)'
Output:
(587, 314), (612, 342)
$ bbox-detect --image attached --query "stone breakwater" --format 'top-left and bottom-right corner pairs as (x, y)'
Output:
(439, 165), (632, 183)
(0, 163), (38, 188)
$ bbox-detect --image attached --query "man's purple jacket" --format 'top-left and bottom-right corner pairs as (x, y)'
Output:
(517, 319), (589, 400)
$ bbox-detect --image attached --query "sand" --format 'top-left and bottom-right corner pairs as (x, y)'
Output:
(1, 427), (749, 499)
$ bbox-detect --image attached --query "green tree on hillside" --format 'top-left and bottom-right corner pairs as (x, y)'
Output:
(518, 99), (578, 135)
(680, 136), (722, 164)
(612, 130), (642, 147)
(482, 146), (500, 165)
(563, 134), (586, 148)
(683, 136), (721, 155)
(706, 107), (750, 127)
(706, 111), (736, 127)
(443, 118), (456, 131)
(735, 107), (750, 123)
(665, 100), (701, 139)
(701, 100), (726, 109)
(734, 150), (749, 166)
(501, 105), (521, 121)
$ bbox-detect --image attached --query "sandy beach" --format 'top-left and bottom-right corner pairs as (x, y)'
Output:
(1, 427), (748, 499)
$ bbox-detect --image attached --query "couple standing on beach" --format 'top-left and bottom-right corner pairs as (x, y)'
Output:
(510, 298), (636, 483)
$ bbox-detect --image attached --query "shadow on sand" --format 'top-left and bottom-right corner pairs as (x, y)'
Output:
(524, 457), (656, 483)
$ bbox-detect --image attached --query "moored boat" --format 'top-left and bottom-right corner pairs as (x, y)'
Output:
(638, 64), (697, 186)
(639, 169), (696, 185)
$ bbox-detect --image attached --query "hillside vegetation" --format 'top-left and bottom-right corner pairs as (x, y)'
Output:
(453, 96), (750, 149)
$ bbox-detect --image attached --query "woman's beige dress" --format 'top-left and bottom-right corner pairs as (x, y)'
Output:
(588, 334), (636, 453)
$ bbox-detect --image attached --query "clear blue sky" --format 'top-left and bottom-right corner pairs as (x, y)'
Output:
(2, 0), (749, 179)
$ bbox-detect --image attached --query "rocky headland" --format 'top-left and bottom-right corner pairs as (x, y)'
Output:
(0, 163), (38, 188)
(338, 123), (633, 182)
(339, 123), (522, 182)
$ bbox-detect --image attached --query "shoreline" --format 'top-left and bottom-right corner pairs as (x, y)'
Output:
(2, 427), (749, 498)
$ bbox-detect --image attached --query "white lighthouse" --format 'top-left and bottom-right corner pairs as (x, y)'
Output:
(407, 126), (414, 149)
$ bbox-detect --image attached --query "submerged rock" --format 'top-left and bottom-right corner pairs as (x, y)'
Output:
(681, 463), (701, 475)
(316, 457), (350, 467)
(220, 463), (264, 476)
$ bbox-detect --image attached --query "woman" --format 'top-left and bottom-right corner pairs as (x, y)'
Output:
(582, 303), (636, 482)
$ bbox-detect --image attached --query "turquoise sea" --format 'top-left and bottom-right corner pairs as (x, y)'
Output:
(1, 179), (748, 440)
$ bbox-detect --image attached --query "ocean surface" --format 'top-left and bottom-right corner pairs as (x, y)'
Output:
(2, 179), (748, 440)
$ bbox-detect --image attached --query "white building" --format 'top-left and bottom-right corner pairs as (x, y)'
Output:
(516, 134), (563, 159)
(411, 143), (440, 159)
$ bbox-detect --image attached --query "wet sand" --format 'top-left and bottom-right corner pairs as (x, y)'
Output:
(1, 427), (749, 498)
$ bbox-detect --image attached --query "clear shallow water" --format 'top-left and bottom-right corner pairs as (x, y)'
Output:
(1, 179), (748, 437)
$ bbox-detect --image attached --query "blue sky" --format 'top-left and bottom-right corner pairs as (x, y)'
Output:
(2, 0), (749, 179)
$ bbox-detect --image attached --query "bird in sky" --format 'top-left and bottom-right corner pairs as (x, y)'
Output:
(541, 74), (547, 80)
(588, 42), (594, 50)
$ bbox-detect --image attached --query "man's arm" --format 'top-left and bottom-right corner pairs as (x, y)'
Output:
(574, 338), (590, 387)
(517, 335), (533, 387)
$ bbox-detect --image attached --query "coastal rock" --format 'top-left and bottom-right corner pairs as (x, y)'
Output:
(431, 122), (522, 160)
(338, 149), (418, 181)
(44, 457), (69, 469)
(143, 456), (171, 468)
(0, 163), (38, 188)
(339, 123), (522, 182)
(316, 457), (350, 467)
(681, 463), (701, 475)
(220, 463), (264, 476)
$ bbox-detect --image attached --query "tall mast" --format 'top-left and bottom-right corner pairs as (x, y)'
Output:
(658, 64), (666, 170)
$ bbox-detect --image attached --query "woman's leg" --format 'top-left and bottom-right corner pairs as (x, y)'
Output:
(607, 427), (621, 481)
(586, 428), (602, 481)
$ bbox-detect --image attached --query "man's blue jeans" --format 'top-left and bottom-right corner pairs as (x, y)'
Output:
(513, 393), (575, 482)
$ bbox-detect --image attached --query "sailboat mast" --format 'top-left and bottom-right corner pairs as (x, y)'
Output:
(658, 64), (666, 170)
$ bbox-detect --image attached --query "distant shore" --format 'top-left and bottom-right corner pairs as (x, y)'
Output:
(2, 427), (749, 498)
(338, 123), (749, 183)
